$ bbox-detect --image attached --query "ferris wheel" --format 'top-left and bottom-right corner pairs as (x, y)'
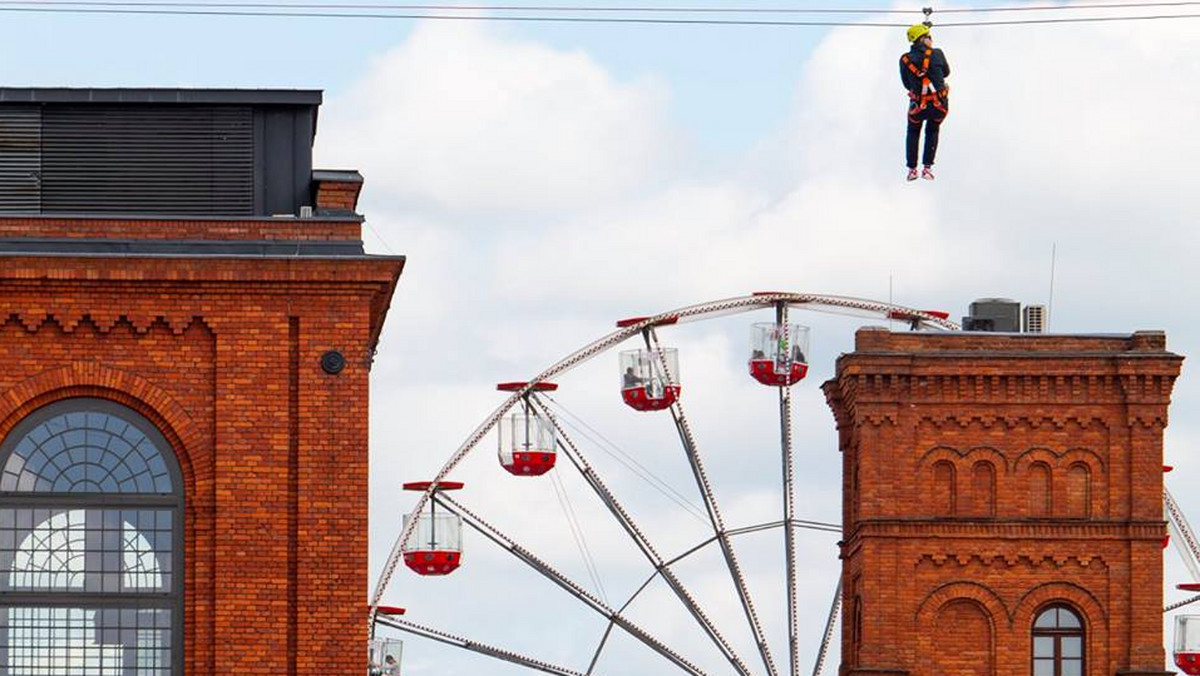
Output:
(367, 292), (958, 676)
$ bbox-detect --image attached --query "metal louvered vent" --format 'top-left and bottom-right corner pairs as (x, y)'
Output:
(41, 104), (254, 215)
(0, 106), (42, 213)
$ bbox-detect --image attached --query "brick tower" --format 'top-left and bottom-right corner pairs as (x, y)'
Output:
(824, 327), (1182, 676)
(0, 89), (404, 674)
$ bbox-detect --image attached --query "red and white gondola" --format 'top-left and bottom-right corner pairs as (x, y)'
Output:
(401, 481), (464, 576)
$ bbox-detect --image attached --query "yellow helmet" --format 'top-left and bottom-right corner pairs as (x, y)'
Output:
(907, 24), (931, 43)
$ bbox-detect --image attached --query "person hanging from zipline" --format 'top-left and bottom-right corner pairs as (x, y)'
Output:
(900, 22), (950, 181)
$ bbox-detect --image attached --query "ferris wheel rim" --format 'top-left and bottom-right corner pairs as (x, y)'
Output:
(369, 291), (956, 646)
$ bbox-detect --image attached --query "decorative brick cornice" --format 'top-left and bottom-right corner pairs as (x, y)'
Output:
(831, 370), (1179, 407)
(917, 552), (1108, 569)
(846, 519), (1164, 543)
(916, 413), (1111, 430)
(3, 312), (211, 336)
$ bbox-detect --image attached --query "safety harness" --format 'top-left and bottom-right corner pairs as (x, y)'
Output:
(902, 48), (948, 120)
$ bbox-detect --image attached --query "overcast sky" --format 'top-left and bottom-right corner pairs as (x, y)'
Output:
(7, 2), (1198, 673)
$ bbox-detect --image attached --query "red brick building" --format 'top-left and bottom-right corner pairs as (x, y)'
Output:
(0, 89), (404, 674)
(825, 327), (1182, 676)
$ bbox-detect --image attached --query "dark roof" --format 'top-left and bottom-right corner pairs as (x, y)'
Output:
(0, 88), (322, 106)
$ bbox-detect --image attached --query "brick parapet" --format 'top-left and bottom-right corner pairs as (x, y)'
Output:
(314, 177), (363, 214)
(0, 216), (362, 241)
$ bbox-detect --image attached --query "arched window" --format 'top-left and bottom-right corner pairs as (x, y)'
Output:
(1028, 462), (1052, 517)
(0, 398), (183, 675)
(932, 461), (956, 516)
(1066, 464), (1091, 519)
(1032, 605), (1084, 676)
(971, 461), (996, 517)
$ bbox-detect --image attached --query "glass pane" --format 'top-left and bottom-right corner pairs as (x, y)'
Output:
(0, 508), (172, 593)
(1034, 609), (1058, 628)
(1180, 616), (1200, 651)
(1062, 636), (1082, 658)
(1033, 636), (1055, 658)
(1058, 608), (1082, 628)
(1, 407), (174, 494)
(403, 513), (462, 552)
(1061, 658), (1083, 676)
(0, 605), (173, 675)
(1033, 658), (1055, 676)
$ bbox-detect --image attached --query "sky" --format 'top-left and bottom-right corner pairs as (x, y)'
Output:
(7, 1), (1199, 674)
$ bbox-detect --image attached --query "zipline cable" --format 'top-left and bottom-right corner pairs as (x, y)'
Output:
(544, 395), (711, 524)
(4, 0), (1199, 12)
(549, 468), (610, 606)
(0, 2), (1197, 24)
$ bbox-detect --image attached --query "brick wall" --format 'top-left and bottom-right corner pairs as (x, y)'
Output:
(0, 216), (362, 241)
(825, 327), (1182, 676)
(0, 245), (403, 674)
(315, 179), (363, 213)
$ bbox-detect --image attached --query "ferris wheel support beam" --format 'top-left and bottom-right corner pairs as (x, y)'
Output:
(776, 300), (802, 676)
(435, 493), (712, 676)
(532, 397), (755, 676)
(375, 614), (587, 676)
(649, 330), (781, 676)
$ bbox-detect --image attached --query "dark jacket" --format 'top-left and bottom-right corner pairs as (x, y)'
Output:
(900, 44), (950, 94)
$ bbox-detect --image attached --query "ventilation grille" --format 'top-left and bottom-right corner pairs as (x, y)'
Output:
(0, 106), (42, 213)
(40, 105), (254, 215)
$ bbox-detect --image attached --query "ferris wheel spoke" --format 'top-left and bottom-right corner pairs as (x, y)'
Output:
(375, 614), (587, 676)
(531, 396), (756, 676)
(648, 331), (780, 676)
(435, 493), (712, 676)
(1167, 595), (1200, 612)
(586, 621), (619, 675)
(810, 580), (842, 676)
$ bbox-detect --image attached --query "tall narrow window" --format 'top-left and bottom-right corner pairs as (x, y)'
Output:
(971, 461), (996, 517)
(1028, 462), (1052, 517)
(1066, 464), (1091, 519)
(0, 398), (183, 675)
(1032, 605), (1085, 676)
(933, 461), (956, 516)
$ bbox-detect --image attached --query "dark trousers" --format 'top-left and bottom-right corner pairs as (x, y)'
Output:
(906, 104), (947, 169)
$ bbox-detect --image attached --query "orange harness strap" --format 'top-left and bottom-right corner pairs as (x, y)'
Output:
(903, 49), (948, 120)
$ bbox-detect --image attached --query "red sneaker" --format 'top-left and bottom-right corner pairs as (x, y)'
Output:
(921, 166), (936, 180)
(906, 168), (919, 181)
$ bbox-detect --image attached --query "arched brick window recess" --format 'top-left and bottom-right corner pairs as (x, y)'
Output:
(1028, 462), (1052, 517)
(1066, 464), (1091, 519)
(933, 599), (994, 676)
(1032, 605), (1085, 675)
(933, 460), (956, 516)
(0, 398), (183, 675)
(971, 461), (996, 517)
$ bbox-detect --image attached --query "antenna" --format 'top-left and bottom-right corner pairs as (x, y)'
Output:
(1047, 243), (1057, 331)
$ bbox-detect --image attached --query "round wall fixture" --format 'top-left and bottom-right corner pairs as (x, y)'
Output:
(321, 350), (346, 374)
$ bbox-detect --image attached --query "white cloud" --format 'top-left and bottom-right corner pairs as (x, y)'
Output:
(318, 21), (680, 217)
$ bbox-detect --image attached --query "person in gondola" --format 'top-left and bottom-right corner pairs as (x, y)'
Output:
(900, 23), (950, 181)
(623, 366), (645, 389)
